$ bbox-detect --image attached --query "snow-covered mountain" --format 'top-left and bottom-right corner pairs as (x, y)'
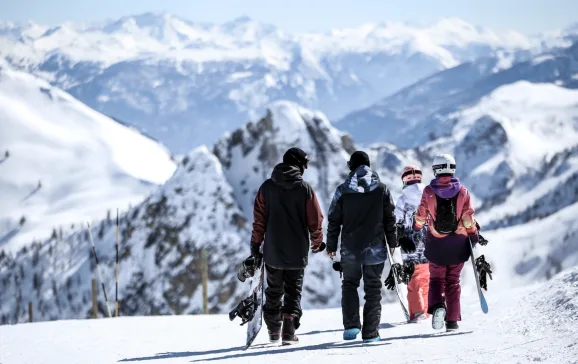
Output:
(0, 13), (537, 153)
(0, 145), (248, 323)
(0, 64), (177, 253)
(338, 41), (578, 147)
(0, 101), (358, 324)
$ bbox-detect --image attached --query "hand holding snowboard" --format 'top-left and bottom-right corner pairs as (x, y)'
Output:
(384, 262), (415, 290)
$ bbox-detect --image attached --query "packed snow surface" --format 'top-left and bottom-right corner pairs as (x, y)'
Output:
(1, 266), (577, 364)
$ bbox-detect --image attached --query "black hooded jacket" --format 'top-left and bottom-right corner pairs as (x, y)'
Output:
(251, 163), (324, 269)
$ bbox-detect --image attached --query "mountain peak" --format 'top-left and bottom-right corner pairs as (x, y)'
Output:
(228, 15), (253, 24)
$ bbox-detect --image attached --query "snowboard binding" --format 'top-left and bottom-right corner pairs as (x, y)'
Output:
(475, 255), (493, 291)
(476, 222), (489, 246)
(237, 255), (262, 282)
(229, 292), (257, 325)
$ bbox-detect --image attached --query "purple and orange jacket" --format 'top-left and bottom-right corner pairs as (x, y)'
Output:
(413, 176), (478, 266)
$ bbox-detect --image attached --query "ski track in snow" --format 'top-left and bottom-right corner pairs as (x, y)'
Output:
(1, 267), (577, 364)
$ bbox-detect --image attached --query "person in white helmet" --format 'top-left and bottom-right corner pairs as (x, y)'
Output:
(391, 165), (430, 323)
(412, 154), (479, 332)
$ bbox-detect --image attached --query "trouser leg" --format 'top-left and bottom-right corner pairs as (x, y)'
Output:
(263, 264), (284, 332)
(361, 263), (384, 339)
(444, 263), (464, 322)
(340, 262), (362, 330)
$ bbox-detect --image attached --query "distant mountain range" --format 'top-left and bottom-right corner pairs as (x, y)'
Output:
(1, 13), (564, 153)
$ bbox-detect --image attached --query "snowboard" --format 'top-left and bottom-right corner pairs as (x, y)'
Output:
(244, 258), (265, 349)
(468, 238), (489, 314)
(386, 247), (410, 321)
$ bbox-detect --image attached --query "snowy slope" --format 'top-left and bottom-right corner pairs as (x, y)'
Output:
(0, 14), (536, 153)
(0, 146), (248, 324)
(1, 266), (577, 364)
(483, 203), (578, 290)
(339, 41), (578, 147)
(0, 65), (176, 253)
(363, 80), (578, 285)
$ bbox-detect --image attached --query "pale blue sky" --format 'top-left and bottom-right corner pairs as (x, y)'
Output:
(2, 0), (576, 34)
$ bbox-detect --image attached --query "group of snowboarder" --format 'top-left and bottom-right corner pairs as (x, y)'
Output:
(244, 147), (492, 345)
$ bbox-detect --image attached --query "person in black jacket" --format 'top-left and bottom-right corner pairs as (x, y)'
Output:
(250, 147), (325, 345)
(326, 151), (397, 342)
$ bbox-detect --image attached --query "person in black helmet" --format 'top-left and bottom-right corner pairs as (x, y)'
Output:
(326, 150), (397, 343)
(250, 147), (325, 345)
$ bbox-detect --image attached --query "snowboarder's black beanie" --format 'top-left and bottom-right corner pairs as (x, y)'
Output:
(283, 147), (309, 170)
(348, 151), (370, 171)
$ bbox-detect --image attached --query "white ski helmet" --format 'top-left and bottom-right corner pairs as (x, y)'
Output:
(432, 154), (456, 176)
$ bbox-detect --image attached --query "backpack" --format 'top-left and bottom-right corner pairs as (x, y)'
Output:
(434, 194), (459, 234)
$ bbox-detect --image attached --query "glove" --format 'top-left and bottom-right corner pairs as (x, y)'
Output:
(331, 259), (342, 278)
(468, 232), (479, 246)
(475, 255), (493, 291)
(384, 266), (397, 290)
(399, 236), (416, 253)
(250, 242), (263, 267)
(250, 242), (262, 256)
(312, 242), (326, 253)
(402, 262), (415, 284)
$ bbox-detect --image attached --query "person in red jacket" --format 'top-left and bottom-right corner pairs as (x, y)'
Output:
(250, 147), (325, 345)
(413, 154), (479, 332)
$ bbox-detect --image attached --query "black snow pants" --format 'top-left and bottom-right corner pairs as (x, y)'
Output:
(341, 262), (385, 340)
(263, 264), (305, 332)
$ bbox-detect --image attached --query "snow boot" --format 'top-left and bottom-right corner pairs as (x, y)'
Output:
(445, 321), (459, 332)
(431, 306), (446, 330)
(343, 328), (361, 340)
(268, 330), (281, 343)
(362, 335), (381, 343)
(281, 315), (299, 345)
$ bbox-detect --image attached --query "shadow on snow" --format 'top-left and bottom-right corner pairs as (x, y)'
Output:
(299, 322), (395, 336)
(118, 330), (471, 362)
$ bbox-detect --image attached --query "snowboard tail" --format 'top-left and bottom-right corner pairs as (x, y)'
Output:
(468, 239), (489, 314)
(245, 259), (265, 349)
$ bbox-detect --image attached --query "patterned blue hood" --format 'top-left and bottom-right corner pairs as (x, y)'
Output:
(343, 166), (381, 194)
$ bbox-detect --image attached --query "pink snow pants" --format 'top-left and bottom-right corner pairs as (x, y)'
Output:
(428, 262), (464, 322)
(407, 263), (430, 320)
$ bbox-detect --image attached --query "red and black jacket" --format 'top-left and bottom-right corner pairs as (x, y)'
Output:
(250, 163), (324, 269)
